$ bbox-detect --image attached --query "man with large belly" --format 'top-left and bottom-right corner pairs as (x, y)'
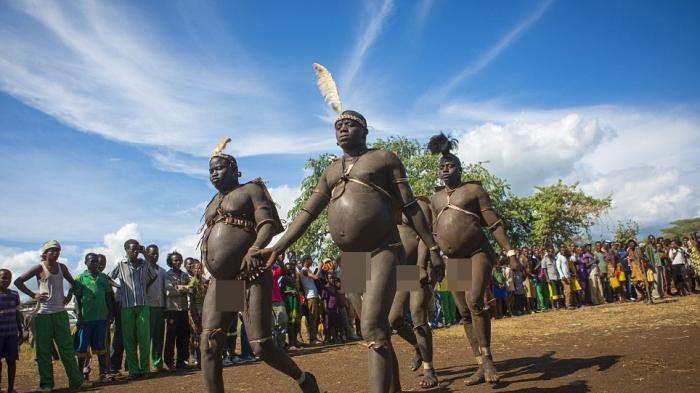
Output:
(428, 133), (520, 386)
(388, 197), (441, 389)
(256, 93), (443, 391)
(199, 138), (319, 393)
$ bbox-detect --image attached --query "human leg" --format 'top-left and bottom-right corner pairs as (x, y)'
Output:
(164, 311), (177, 368)
(150, 306), (165, 370)
(51, 311), (85, 388)
(34, 314), (56, 390)
(362, 248), (399, 393)
(121, 307), (141, 376)
(174, 311), (190, 367)
(411, 285), (437, 388)
(200, 278), (237, 393)
(243, 270), (317, 391)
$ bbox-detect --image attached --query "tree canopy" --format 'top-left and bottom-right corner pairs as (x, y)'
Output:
(613, 219), (640, 243)
(660, 217), (700, 239)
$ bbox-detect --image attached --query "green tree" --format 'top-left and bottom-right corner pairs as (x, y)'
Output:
(660, 217), (700, 239)
(523, 180), (611, 246)
(613, 219), (640, 243)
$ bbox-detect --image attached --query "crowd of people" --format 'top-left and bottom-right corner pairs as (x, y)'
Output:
(0, 233), (698, 392)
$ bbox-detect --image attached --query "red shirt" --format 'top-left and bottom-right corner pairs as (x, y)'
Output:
(271, 265), (282, 302)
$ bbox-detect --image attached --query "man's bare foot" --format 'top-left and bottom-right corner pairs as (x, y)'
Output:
(464, 365), (485, 386)
(420, 368), (438, 388)
(410, 352), (423, 371)
(299, 372), (321, 393)
(482, 356), (500, 383)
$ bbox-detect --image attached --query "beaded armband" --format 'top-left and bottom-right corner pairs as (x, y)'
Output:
(487, 219), (502, 231)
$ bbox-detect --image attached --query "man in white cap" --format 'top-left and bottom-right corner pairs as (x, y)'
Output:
(15, 240), (90, 392)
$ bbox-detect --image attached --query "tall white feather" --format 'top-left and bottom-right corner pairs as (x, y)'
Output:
(312, 63), (342, 114)
(212, 137), (231, 156)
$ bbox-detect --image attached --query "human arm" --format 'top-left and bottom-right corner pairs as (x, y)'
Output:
(61, 264), (76, 305)
(477, 185), (517, 269)
(255, 172), (332, 266)
(14, 265), (45, 301)
(386, 154), (443, 272)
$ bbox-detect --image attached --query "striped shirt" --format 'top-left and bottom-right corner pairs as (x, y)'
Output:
(110, 257), (156, 308)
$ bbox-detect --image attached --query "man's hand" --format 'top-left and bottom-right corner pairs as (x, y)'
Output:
(418, 265), (429, 286)
(237, 247), (276, 281)
(428, 251), (445, 284)
(34, 292), (49, 302)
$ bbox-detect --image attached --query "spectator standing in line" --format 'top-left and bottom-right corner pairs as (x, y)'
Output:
(534, 249), (550, 311)
(322, 272), (342, 343)
(615, 243), (632, 300)
(164, 252), (191, 370)
(543, 248), (562, 310)
(74, 253), (113, 382)
(14, 240), (88, 391)
(144, 244), (167, 372)
(503, 259), (515, 316)
(511, 261), (526, 315)
(271, 255), (289, 349)
(109, 239), (157, 379)
(642, 236), (663, 299)
(580, 245), (596, 304)
(520, 249), (536, 313)
(628, 240), (651, 303)
(300, 257), (321, 345)
(669, 240), (690, 296)
(0, 269), (22, 393)
(188, 261), (207, 367)
(555, 245), (574, 310)
(593, 242), (611, 302)
(280, 262), (301, 349)
(436, 272), (455, 326)
(588, 252), (605, 306)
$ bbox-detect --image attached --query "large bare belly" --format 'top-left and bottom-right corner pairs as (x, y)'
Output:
(204, 223), (256, 279)
(434, 209), (486, 258)
(328, 185), (396, 251)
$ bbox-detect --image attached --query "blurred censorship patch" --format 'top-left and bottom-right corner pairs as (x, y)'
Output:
(446, 258), (472, 291)
(215, 280), (245, 312)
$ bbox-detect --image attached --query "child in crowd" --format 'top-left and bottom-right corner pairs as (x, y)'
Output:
(321, 272), (341, 343)
(74, 253), (113, 382)
(188, 261), (207, 368)
(492, 259), (508, 318)
(0, 269), (22, 393)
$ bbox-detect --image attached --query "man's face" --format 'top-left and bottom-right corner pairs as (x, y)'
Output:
(125, 243), (140, 260)
(209, 157), (238, 190)
(335, 119), (366, 151)
(191, 262), (201, 276)
(44, 247), (60, 263)
(146, 246), (159, 263)
(0, 271), (11, 290)
(97, 256), (107, 272)
(648, 235), (656, 244)
(439, 157), (461, 186)
(171, 255), (183, 270)
(559, 245), (566, 254)
(595, 242), (601, 251)
(304, 258), (312, 268)
(86, 254), (98, 273)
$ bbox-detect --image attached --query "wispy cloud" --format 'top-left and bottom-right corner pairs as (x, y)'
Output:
(426, 0), (554, 101)
(0, 1), (316, 158)
(341, 0), (394, 92)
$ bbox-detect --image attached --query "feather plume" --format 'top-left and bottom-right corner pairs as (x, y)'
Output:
(427, 132), (459, 156)
(312, 63), (342, 114)
(212, 137), (231, 157)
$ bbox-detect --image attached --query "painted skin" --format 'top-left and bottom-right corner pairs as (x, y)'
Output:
(257, 111), (442, 393)
(200, 156), (318, 393)
(388, 199), (439, 389)
(431, 156), (518, 386)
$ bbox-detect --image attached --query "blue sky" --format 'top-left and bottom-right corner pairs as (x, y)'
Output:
(1, 0), (699, 276)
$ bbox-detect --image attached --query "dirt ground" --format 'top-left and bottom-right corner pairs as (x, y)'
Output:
(15, 295), (700, 393)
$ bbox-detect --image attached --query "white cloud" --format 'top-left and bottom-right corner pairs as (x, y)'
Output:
(457, 113), (614, 193)
(425, 0), (554, 101)
(341, 0), (394, 92)
(81, 223), (142, 271)
(0, 0), (313, 158)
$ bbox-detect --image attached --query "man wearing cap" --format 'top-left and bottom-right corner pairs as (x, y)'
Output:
(15, 240), (89, 391)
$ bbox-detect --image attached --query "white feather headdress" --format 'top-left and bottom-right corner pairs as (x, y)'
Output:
(312, 63), (342, 114)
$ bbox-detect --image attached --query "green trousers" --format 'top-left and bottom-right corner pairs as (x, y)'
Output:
(439, 291), (457, 324)
(149, 306), (165, 369)
(121, 306), (151, 376)
(35, 311), (84, 390)
(536, 281), (550, 311)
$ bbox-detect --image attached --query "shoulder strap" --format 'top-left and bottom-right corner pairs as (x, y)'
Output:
(249, 178), (285, 234)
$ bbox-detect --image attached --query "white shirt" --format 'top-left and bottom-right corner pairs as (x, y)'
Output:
(669, 248), (687, 266)
(556, 253), (571, 279)
(300, 266), (319, 299)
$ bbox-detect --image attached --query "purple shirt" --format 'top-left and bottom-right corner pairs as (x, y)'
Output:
(0, 290), (20, 336)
